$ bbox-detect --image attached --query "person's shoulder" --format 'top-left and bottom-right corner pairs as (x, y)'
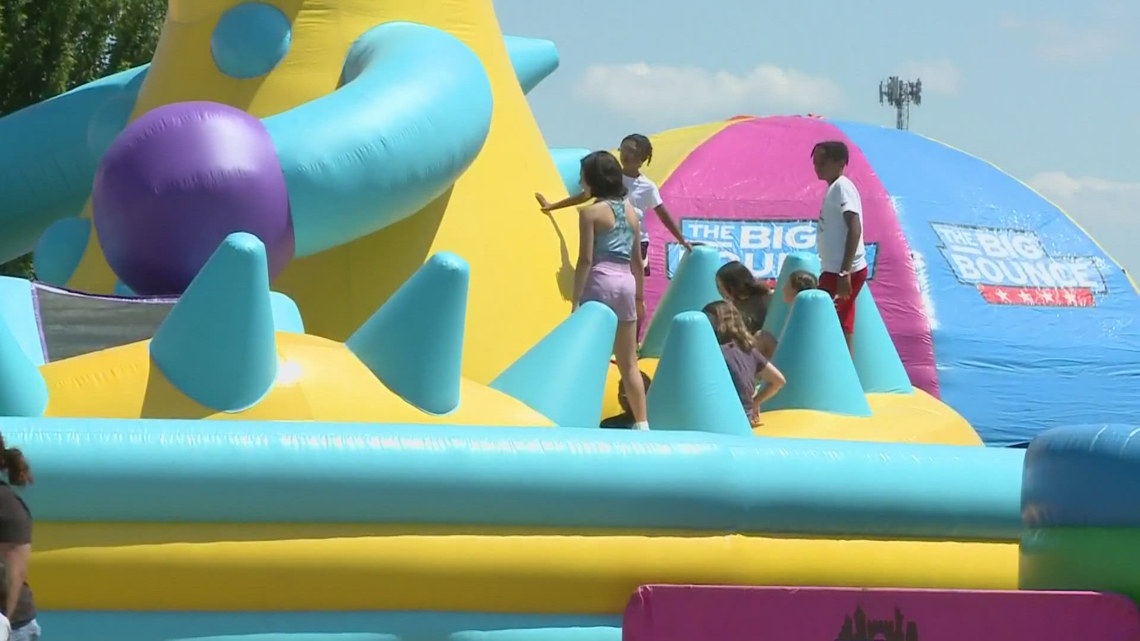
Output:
(632, 173), (659, 189)
(837, 175), (860, 193)
(581, 200), (608, 215)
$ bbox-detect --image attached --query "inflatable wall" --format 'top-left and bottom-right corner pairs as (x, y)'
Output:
(2, 0), (576, 385)
(626, 116), (1140, 446)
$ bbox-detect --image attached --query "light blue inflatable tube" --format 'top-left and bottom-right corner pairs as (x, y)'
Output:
(0, 65), (147, 260)
(264, 22), (492, 257)
(0, 276), (46, 365)
(38, 611), (619, 641)
(6, 420), (1023, 539)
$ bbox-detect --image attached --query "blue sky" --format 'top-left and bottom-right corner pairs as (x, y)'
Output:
(495, 0), (1140, 279)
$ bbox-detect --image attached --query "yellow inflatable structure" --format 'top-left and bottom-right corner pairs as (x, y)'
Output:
(0, 1), (1023, 640)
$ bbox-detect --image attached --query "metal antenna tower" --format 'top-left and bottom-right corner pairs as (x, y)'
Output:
(879, 76), (922, 130)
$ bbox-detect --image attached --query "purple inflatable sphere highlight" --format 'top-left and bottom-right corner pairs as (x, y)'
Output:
(92, 101), (294, 296)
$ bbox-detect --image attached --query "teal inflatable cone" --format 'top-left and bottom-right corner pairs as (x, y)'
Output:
(149, 232), (278, 412)
(269, 291), (305, 334)
(767, 290), (871, 416)
(491, 301), (617, 427)
(503, 35), (560, 94)
(0, 316), (47, 417)
(852, 287), (913, 394)
(647, 311), (753, 436)
(762, 252), (821, 340)
(0, 276), (46, 366)
(347, 252), (469, 415)
(640, 245), (723, 358)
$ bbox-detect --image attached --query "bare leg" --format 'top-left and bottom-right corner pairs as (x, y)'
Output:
(614, 319), (647, 424)
(845, 333), (854, 360)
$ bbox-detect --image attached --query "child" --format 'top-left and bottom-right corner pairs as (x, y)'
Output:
(573, 151), (649, 430)
(757, 270), (819, 359)
(600, 370), (653, 429)
(811, 140), (868, 358)
(536, 134), (691, 275)
(783, 270), (820, 304)
(703, 301), (786, 426)
(715, 261), (770, 335)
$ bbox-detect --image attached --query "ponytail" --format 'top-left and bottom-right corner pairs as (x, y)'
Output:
(0, 434), (32, 487)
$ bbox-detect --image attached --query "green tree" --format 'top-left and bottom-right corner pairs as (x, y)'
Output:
(0, 0), (166, 279)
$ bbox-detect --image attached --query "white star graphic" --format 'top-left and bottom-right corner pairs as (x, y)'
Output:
(1019, 290), (1035, 303)
(995, 288), (1010, 302)
(1040, 289), (1055, 303)
(1063, 291), (1078, 305)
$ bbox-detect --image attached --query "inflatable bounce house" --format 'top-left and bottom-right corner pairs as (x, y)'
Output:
(0, 1), (1137, 640)
(628, 117), (1140, 447)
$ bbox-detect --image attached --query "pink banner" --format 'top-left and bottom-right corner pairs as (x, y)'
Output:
(647, 116), (938, 396)
(624, 585), (1140, 641)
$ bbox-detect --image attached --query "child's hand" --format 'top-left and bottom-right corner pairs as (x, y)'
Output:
(750, 409), (763, 427)
(535, 192), (552, 213)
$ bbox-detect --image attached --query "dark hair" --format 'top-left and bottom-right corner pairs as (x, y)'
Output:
(716, 261), (769, 299)
(811, 140), (849, 166)
(617, 370), (653, 414)
(787, 270), (819, 293)
(580, 151), (627, 200)
(0, 434), (33, 487)
(621, 134), (653, 165)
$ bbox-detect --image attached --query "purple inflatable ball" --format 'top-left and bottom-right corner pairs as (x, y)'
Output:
(92, 101), (295, 296)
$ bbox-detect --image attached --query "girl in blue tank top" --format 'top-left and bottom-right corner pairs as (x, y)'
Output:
(572, 151), (649, 430)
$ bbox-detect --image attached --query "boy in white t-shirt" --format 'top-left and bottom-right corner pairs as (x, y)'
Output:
(536, 134), (691, 275)
(811, 140), (868, 358)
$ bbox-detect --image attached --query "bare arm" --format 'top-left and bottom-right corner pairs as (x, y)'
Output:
(2, 543), (29, 616)
(653, 204), (691, 250)
(572, 209), (595, 308)
(629, 203), (646, 302)
(841, 211), (862, 273)
(537, 191), (591, 212)
(752, 362), (786, 408)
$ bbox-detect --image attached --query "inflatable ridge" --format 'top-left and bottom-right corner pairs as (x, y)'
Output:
(767, 289), (872, 416)
(491, 301), (617, 427)
(648, 311), (753, 436)
(640, 245), (722, 357)
(149, 232), (278, 412)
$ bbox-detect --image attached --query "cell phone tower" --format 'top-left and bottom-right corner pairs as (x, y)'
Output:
(879, 76), (922, 130)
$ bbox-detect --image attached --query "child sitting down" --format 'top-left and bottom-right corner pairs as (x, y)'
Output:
(756, 270), (819, 359)
(703, 301), (786, 426)
(600, 370), (653, 429)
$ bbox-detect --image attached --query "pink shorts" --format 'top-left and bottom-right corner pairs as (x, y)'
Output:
(581, 260), (637, 322)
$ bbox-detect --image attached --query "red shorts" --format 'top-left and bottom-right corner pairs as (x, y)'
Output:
(818, 267), (868, 335)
